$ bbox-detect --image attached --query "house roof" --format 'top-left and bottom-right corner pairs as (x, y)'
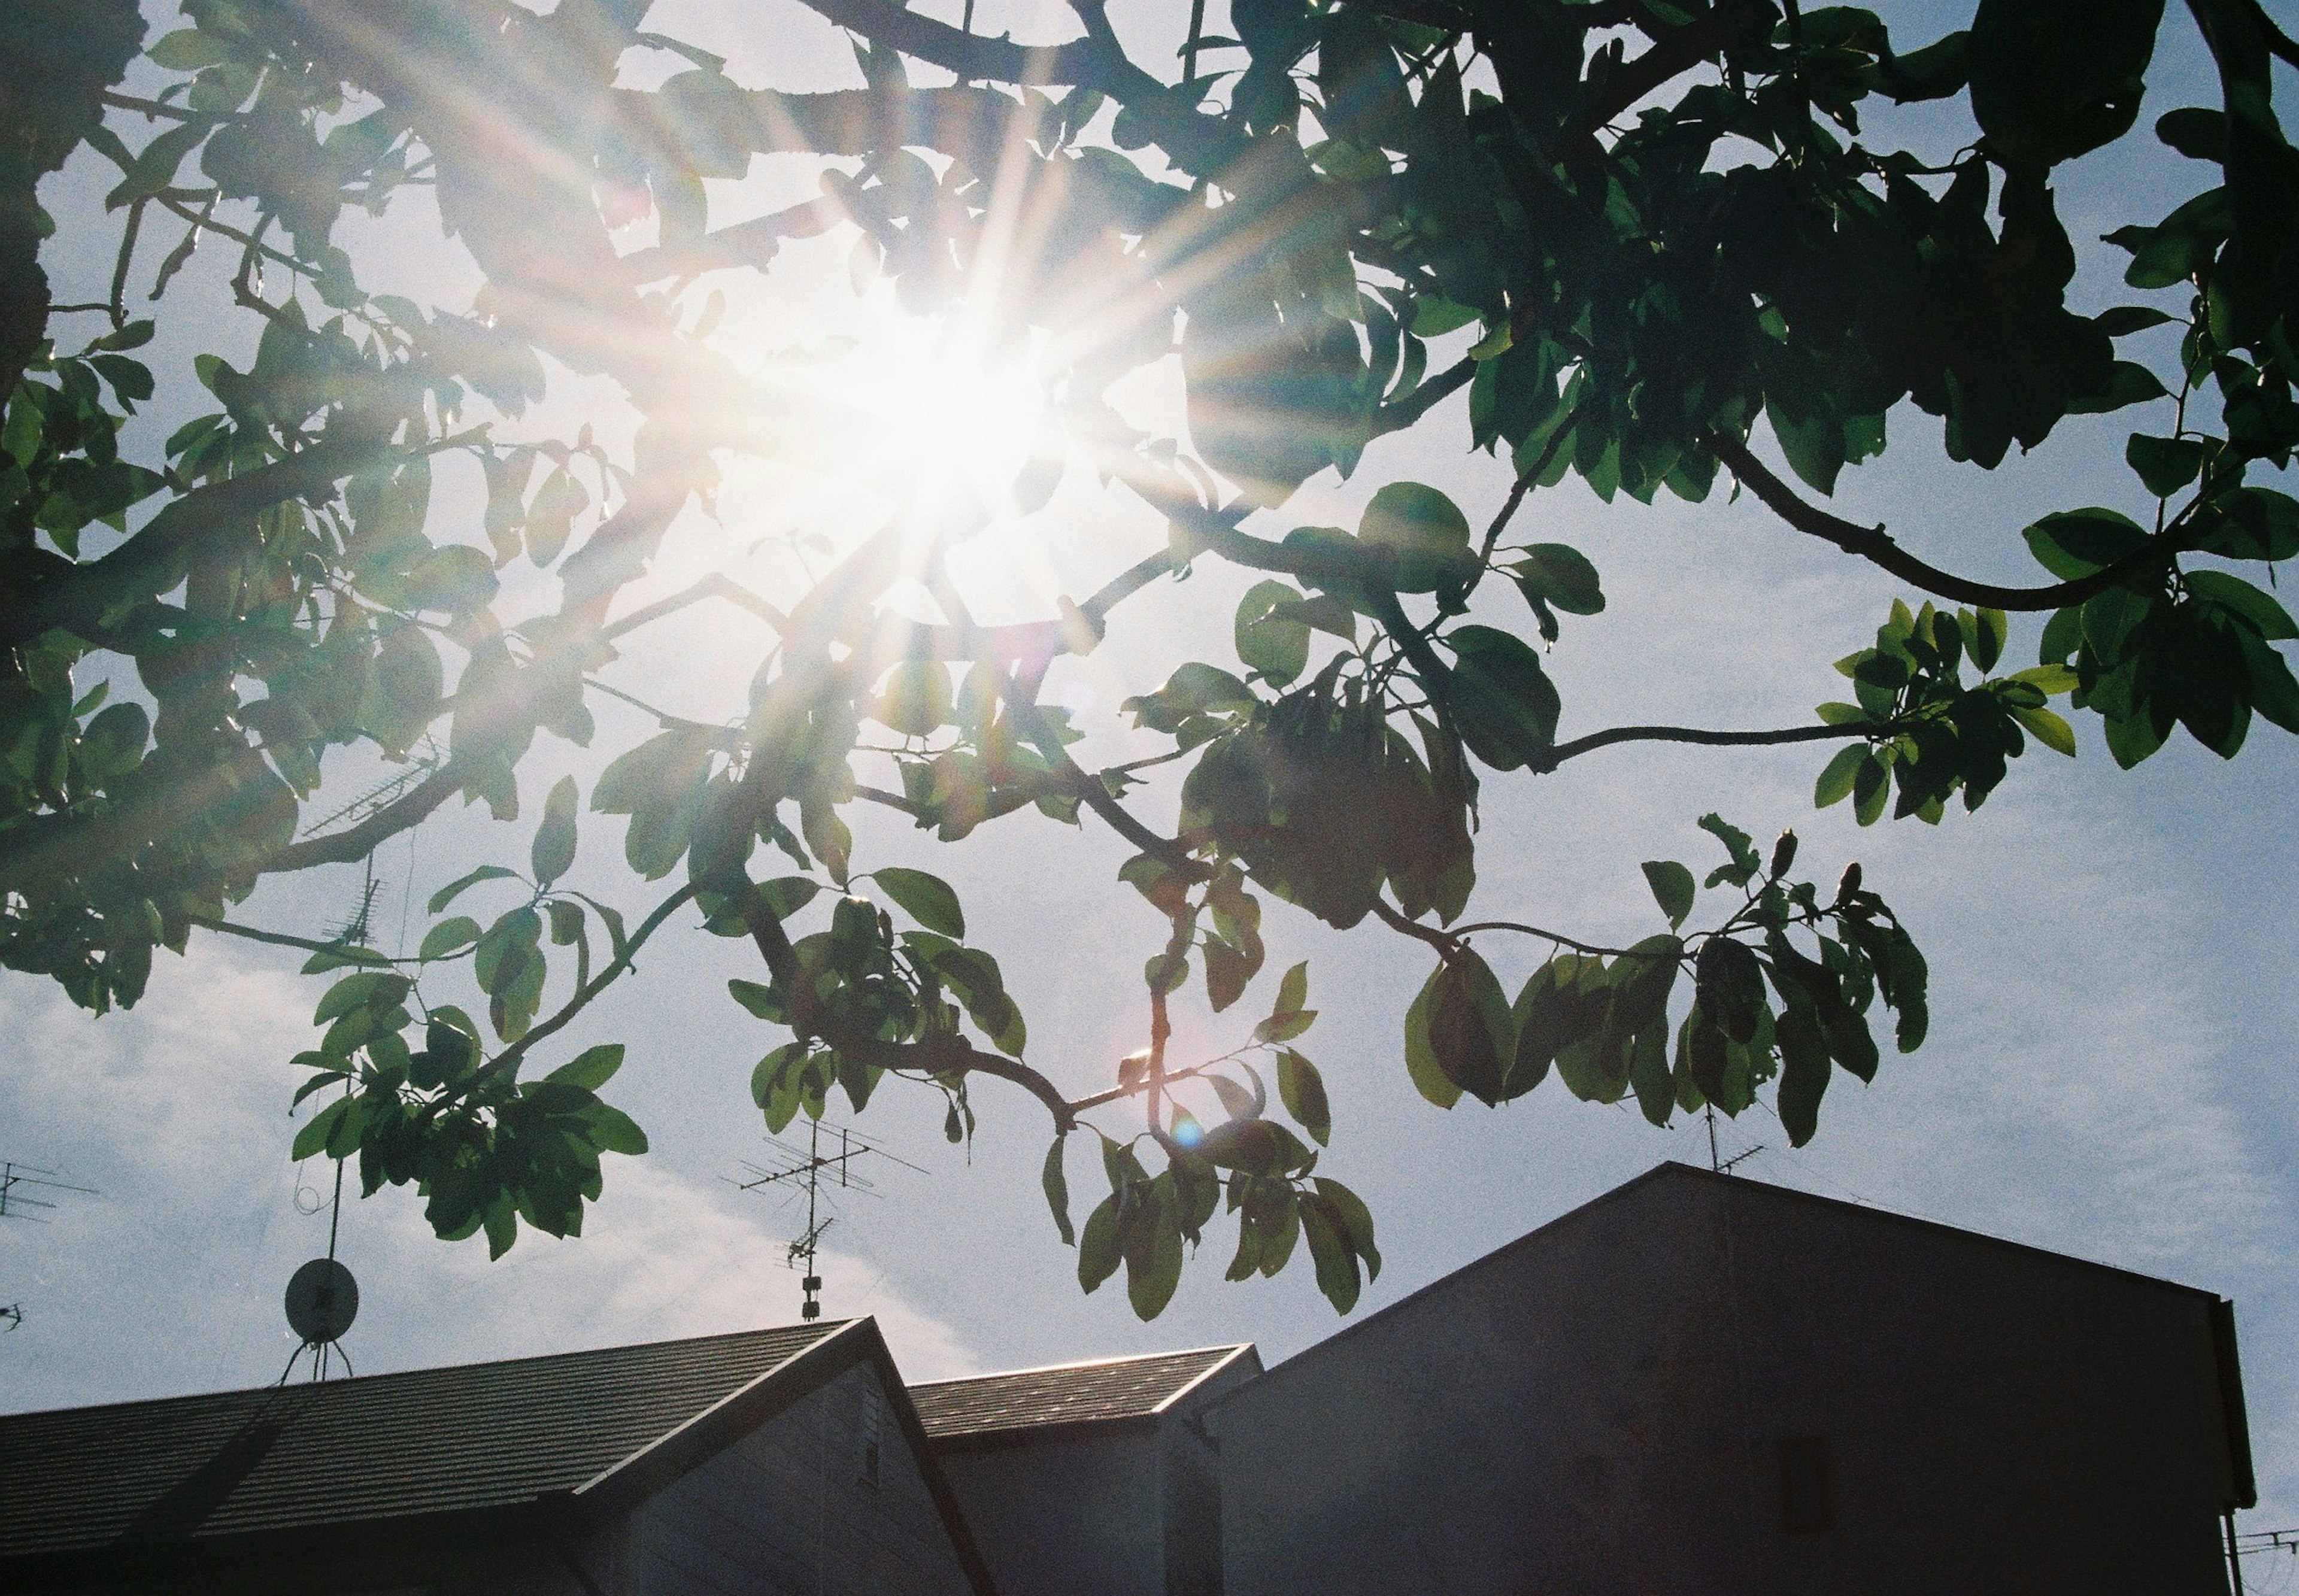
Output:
(911, 1344), (1257, 1443)
(0, 1316), (1000, 1594)
(0, 1321), (839, 1561)
(1208, 1161), (2232, 1416)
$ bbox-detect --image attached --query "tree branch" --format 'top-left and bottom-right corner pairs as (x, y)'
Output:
(736, 881), (1078, 1129)
(190, 916), (410, 961)
(1535, 720), (1870, 772)
(1563, 0), (1775, 139)
(486, 880), (703, 1076)
(603, 572), (790, 641)
(266, 764), (465, 873)
(2, 433), (381, 649)
(1709, 432), (2175, 611)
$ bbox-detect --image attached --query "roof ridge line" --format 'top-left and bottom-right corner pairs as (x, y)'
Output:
(570, 1319), (863, 1499)
(908, 1342), (1251, 1390)
(0, 1321), (854, 1426)
(1150, 1343), (1260, 1415)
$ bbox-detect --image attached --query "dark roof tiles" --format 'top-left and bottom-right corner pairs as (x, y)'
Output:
(0, 1321), (840, 1559)
(911, 1346), (1250, 1440)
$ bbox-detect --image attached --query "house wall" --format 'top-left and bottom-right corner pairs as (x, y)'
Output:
(1213, 1169), (2237, 1596)
(620, 1361), (975, 1596)
(935, 1355), (1256, 1596)
(936, 1428), (1166, 1596)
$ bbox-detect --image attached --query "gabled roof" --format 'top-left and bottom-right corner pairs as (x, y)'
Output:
(0, 1318), (999, 1594)
(911, 1344), (1258, 1445)
(1208, 1161), (2230, 1417)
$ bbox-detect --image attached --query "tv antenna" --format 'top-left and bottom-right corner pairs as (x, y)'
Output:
(1, 1158), (98, 1331)
(1703, 1107), (1763, 1176)
(0, 1160), (96, 1224)
(730, 1120), (924, 1321)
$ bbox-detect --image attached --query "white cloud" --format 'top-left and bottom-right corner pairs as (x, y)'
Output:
(0, 941), (978, 1412)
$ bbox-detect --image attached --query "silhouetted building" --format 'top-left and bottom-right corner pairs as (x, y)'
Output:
(0, 1164), (2256, 1594)
(1208, 1163), (2255, 1595)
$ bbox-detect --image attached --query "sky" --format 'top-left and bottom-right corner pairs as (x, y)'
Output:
(5, 0), (2297, 1534)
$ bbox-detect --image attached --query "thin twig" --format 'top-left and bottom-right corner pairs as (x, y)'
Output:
(1536, 720), (1870, 773)
(485, 881), (703, 1075)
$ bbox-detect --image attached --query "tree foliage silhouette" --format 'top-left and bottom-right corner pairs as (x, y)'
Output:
(7, 0), (2298, 1314)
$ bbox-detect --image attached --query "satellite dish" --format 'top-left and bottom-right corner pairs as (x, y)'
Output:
(284, 1257), (358, 1345)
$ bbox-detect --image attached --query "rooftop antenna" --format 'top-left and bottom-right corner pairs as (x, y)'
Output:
(0, 1158), (98, 1331)
(0, 1160), (96, 1224)
(1703, 1107), (1763, 1176)
(328, 855), (386, 947)
(730, 1120), (924, 1322)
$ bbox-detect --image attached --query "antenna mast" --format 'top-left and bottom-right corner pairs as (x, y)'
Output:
(0, 1158), (99, 1330)
(731, 1121), (923, 1321)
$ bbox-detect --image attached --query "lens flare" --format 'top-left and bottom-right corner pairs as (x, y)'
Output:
(841, 320), (1047, 513)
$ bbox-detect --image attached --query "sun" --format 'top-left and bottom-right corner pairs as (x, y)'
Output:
(842, 317), (1048, 514)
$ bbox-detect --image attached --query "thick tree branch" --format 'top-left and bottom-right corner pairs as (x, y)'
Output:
(1564, 0), (1775, 138)
(3, 434), (380, 649)
(1709, 432), (2176, 610)
(266, 765), (465, 873)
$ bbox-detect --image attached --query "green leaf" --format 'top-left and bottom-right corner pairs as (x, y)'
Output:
(759, 876), (821, 919)
(1964, 608), (2009, 674)
(1299, 1193), (1363, 1312)
(1235, 579), (1313, 686)
(1640, 861), (1696, 929)
(1042, 1137), (1075, 1245)
(1313, 1176), (1380, 1279)
(871, 866), (966, 937)
(291, 1097), (350, 1162)
(530, 775), (579, 885)
(1359, 481), (1475, 592)
(1276, 1049), (1332, 1145)
(2022, 508), (2148, 579)
(2009, 703), (2078, 755)
(1852, 753), (1889, 825)
(1273, 960), (1309, 1017)
(546, 1042), (624, 1091)
(584, 1102), (649, 1155)
(1773, 999), (1831, 1148)
(1077, 1195), (1122, 1291)
(2125, 433), (2205, 498)
(314, 972), (410, 1024)
(1813, 744), (1867, 808)
(1512, 543), (1605, 615)
(1402, 961), (1463, 1108)
(418, 915), (483, 961)
(2188, 572), (2299, 641)
(1125, 1181), (1185, 1320)
(1697, 814), (1760, 887)
(1442, 626), (1559, 770)
(148, 28), (232, 69)
(429, 864), (519, 914)
(872, 660), (953, 737)
(1421, 947), (1515, 1106)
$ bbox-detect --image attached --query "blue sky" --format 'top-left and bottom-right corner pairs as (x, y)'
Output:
(5, 0), (2295, 1532)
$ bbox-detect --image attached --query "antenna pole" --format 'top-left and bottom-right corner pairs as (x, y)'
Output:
(801, 1119), (823, 1321)
(731, 1121), (924, 1324)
